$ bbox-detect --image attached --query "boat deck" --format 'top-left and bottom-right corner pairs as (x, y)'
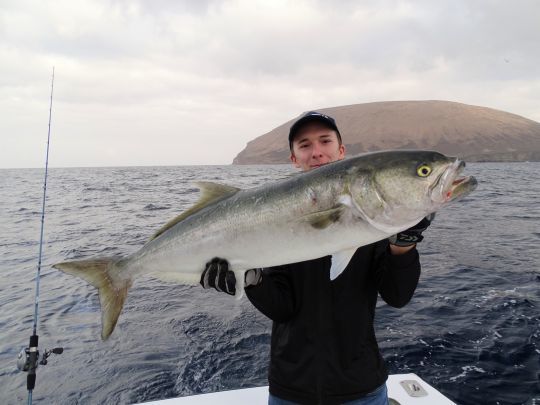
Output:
(141, 373), (455, 404)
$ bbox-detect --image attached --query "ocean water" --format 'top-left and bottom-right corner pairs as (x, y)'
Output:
(0, 162), (538, 405)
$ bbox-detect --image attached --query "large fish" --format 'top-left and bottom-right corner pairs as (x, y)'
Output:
(54, 150), (477, 339)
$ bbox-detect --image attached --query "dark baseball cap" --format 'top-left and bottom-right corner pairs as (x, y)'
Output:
(288, 111), (342, 149)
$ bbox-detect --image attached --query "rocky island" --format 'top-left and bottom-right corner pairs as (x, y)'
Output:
(233, 100), (540, 164)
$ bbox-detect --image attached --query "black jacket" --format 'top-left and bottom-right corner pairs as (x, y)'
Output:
(245, 240), (421, 405)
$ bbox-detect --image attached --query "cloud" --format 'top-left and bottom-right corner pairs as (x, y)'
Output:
(1, 0), (539, 167)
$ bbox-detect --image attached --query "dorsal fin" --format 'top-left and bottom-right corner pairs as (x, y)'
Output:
(148, 181), (241, 242)
(194, 181), (241, 203)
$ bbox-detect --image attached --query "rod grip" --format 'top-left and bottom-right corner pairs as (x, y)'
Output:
(27, 372), (36, 391)
(27, 335), (39, 390)
(29, 335), (39, 348)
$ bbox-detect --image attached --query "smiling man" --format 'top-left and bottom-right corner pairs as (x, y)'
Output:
(201, 111), (433, 405)
(288, 112), (345, 171)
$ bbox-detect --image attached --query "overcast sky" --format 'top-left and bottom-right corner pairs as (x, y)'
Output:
(1, 0), (539, 168)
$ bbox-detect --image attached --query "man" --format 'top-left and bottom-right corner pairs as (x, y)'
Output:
(201, 111), (432, 404)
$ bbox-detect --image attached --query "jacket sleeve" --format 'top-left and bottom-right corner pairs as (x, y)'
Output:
(244, 265), (296, 323)
(373, 241), (421, 308)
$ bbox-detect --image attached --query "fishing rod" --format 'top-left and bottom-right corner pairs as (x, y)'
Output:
(17, 67), (63, 405)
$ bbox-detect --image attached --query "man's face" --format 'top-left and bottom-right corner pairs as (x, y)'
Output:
(290, 122), (346, 172)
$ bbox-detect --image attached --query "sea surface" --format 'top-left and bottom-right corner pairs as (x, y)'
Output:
(0, 163), (538, 405)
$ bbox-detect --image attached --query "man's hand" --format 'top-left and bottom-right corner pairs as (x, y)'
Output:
(200, 258), (263, 295)
(200, 258), (236, 295)
(389, 213), (435, 247)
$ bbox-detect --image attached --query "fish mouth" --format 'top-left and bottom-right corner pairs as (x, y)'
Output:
(431, 159), (478, 204)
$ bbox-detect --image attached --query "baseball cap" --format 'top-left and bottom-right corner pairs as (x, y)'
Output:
(288, 111), (342, 149)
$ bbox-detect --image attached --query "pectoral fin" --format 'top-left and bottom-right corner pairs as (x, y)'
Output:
(303, 206), (345, 229)
(330, 248), (357, 280)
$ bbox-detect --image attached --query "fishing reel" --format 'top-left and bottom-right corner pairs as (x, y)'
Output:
(17, 346), (63, 371)
(17, 335), (63, 391)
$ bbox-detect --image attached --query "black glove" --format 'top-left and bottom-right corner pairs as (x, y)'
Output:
(389, 213), (435, 247)
(200, 258), (236, 295)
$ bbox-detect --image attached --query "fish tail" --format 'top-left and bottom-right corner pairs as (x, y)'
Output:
(53, 257), (132, 340)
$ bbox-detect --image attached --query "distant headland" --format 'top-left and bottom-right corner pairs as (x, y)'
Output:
(233, 100), (540, 164)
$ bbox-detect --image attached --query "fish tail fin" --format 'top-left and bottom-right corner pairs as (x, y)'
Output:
(53, 257), (132, 340)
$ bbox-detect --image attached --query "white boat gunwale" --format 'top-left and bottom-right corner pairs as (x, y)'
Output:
(140, 373), (456, 404)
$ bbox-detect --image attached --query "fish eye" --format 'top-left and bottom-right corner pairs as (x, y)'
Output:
(416, 164), (432, 177)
